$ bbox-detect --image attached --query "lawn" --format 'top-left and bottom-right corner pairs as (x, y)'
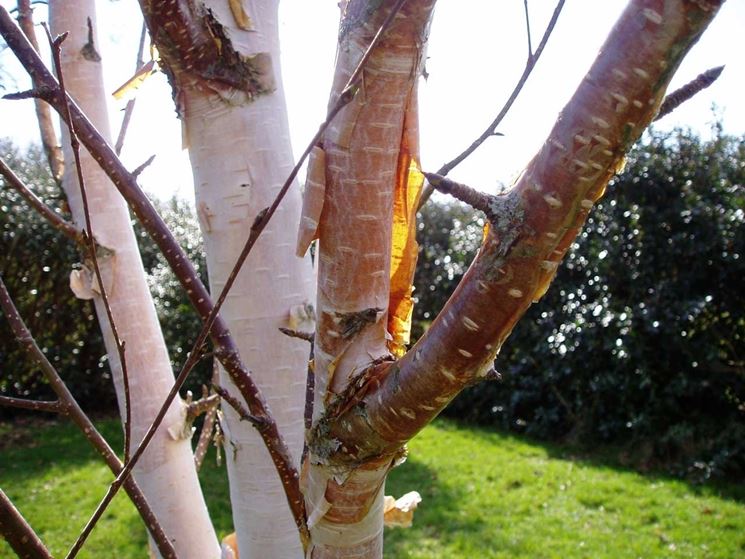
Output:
(1, 418), (743, 558)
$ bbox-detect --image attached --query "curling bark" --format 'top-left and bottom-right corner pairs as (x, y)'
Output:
(49, 2), (219, 557)
(138, 1), (315, 556)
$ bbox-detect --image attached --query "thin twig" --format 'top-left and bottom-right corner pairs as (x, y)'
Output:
(194, 373), (219, 471)
(0, 395), (62, 413)
(0, 276), (177, 558)
(115, 21), (148, 155)
(131, 153), (156, 178)
(0, 489), (53, 559)
(212, 384), (268, 430)
(278, 327), (314, 344)
(43, 20), (134, 485)
(523, 0), (533, 58)
(0, 156), (82, 244)
(16, 0), (64, 181)
(654, 65), (724, 121)
(418, 0), (565, 210)
(185, 391), (220, 421)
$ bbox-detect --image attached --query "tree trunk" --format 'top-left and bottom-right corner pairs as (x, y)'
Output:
(139, 1), (315, 556)
(49, 2), (219, 557)
(302, 2), (435, 557)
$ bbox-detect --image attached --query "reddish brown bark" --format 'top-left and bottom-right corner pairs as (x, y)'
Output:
(312, 0), (724, 467)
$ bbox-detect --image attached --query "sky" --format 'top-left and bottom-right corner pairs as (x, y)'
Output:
(1, 0), (744, 201)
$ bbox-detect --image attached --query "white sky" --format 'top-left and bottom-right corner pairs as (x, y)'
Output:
(1, 1), (744, 201)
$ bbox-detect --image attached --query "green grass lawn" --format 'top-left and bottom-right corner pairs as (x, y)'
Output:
(1, 418), (743, 558)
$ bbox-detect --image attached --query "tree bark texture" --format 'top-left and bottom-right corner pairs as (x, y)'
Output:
(304, 1), (722, 557)
(139, 1), (315, 556)
(49, 2), (220, 557)
(314, 0), (725, 465)
(301, 1), (435, 557)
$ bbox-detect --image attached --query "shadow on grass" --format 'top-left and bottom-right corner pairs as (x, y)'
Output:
(0, 417), (125, 485)
(453, 419), (745, 505)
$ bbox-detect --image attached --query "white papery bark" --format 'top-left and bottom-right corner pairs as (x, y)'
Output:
(179, 2), (315, 557)
(50, 2), (219, 557)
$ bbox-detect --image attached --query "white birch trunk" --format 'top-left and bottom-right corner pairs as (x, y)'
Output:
(178, 2), (315, 557)
(50, 2), (220, 557)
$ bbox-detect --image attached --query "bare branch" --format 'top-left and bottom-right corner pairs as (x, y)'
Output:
(194, 373), (219, 471)
(131, 153), (155, 178)
(185, 391), (220, 422)
(0, 156), (82, 244)
(523, 0), (533, 58)
(3, 87), (47, 100)
(0, 395), (62, 413)
(0, 276), (177, 558)
(278, 327), (314, 344)
(114, 21), (148, 156)
(212, 384), (268, 431)
(0, 489), (53, 559)
(423, 172), (494, 217)
(418, 0), (566, 209)
(16, 0), (64, 181)
(654, 65), (724, 121)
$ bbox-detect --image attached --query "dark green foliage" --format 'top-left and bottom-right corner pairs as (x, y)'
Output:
(0, 139), (110, 413)
(417, 126), (745, 479)
(0, 140), (211, 416)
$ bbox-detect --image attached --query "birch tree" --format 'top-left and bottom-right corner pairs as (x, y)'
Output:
(0, 0), (727, 558)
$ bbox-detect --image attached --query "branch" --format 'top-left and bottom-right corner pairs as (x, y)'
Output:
(16, 0), (64, 181)
(314, 0), (725, 466)
(418, 0), (565, 210)
(114, 21), (148, 156)
(654, 65), (724, 121)
(185, 390), (220, 422)
(0, 156), (82, 245)
(212, 384), (268, 431)
(278, 327), (314, 344)
(0, 489), (53, 559)
(194, 372), (219, 471)
(0, 276), (177, 558)
(0, 395), (62, 413)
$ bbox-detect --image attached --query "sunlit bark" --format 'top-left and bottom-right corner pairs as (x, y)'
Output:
(139, 1), (315, 556)
(49, 2), (219, 557)
(301, 1), (435, 556)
